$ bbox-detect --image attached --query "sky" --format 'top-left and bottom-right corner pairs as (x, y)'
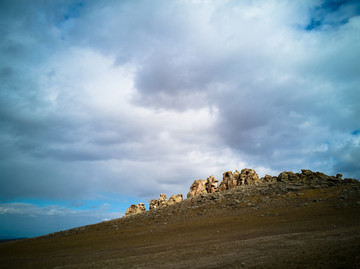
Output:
(0, 0), (360, 238)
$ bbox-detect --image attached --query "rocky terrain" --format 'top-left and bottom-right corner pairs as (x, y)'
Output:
(124, 168), (355, 217)
(1, 169), (360, 268)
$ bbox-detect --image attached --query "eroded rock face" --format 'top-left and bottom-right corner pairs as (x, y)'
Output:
(187, 179), (207, 198)
(261, 174), (278, 183)
(168, 194), (183, 206)
(158, 193), (168, 207)
(149, 199), (159, 210)
(219, 171), (238, 191)
(277, 171), (300, 182)
(205, 176), (219, 193)
(125, 202), (146, 216)
(239, 168), (259, 185)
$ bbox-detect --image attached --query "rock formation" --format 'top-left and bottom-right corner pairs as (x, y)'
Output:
(158, 193), (168, 208)
(219, 171), (238, 191)
(149, 199), (159, 210)
(187, 179), (207, 198)
(218, 169), (259, 191)
(261, 174), (277, 183)
(124, 167), (358, 217)
(205, 176), (219, 193)
(277, 171), (300, 182)
(168, 194), (183, 206)
(125, 202), (146, 216)
(239, 168), (259, 185)
(148, 193), (183, 210)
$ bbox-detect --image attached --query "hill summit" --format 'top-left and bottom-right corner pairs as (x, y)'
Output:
(124, 168), (357, 217)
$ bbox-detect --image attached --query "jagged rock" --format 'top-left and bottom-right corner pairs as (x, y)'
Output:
(299, 169), (332, 182)
(158, 193), (168, 207)
(239, 168), (259, 185)
(149, 199), (159, 210)
(187, 179), (207, 198)
(168, 194), (183, 206)
(277, 171), (300, 182)
(233, 170), (240, 184)
(205, 175), (219, 193)
(125, 202), (146, 216)
(261, 174), (277, 183)
(219, 171), (238, 191)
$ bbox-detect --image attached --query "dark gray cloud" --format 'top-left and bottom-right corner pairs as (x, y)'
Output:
(0, 0), (359, 237)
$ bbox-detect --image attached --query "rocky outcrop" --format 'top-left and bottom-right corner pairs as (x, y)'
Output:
(261, 174), (277, 183)
(124, 168), (358, 217)
(158, 193), (168, 208)
(219, 171), (238, 191)
(278, 169), (342, 185)
(239, 168), (259, 185)
(187, 179), (207, 198)
(277, 171), (300, 182)
(168, 194), (183, 206)
(205, 176), (219, 193)
(149, 193), (183, 209)
(125, 202), (146, 216)
(149, 199), (159, 210)
(219, 169), (259, 190)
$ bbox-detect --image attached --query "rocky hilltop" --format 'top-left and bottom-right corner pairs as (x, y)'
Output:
(125, 168), (356, 216)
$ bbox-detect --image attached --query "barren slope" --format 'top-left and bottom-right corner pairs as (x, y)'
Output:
(1, 180), (360, 268)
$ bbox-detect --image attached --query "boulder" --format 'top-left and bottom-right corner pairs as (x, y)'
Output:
(261, 174), (277, 183)
(219, 171), (237, 191)
(158, 193), (168, 207)
(277, 171), (300, 182)
(239, 168), (259, 185)
(168, 194), (183, 205)
(125, 202), (146, 216)
(149, 199), (159, 210)
(205, 175), (219, 193)
(187, 179), (207, 198)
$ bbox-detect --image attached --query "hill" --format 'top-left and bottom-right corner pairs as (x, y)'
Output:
(1, 169), (360, 268)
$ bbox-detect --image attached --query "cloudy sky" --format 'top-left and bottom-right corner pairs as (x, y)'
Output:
(1, 0), (359, 238)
